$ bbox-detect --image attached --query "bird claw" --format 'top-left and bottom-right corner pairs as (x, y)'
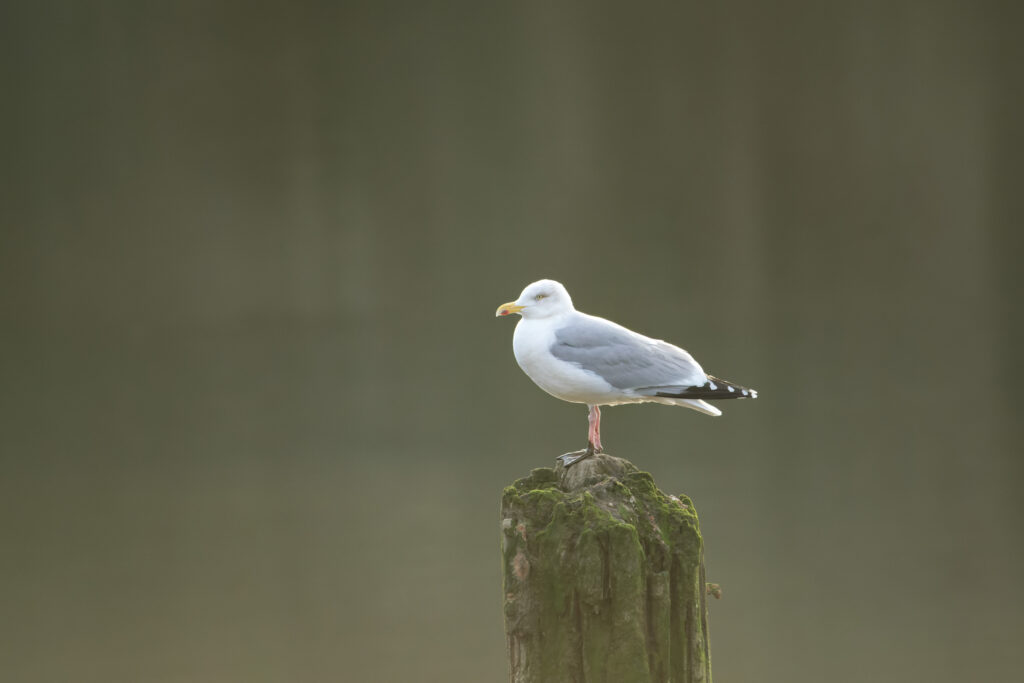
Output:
(556, 445), (599, 468)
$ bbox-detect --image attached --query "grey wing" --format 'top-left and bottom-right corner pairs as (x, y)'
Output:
(550, 315), (706, 391)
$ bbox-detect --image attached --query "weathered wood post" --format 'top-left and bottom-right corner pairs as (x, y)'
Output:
(500, 453), (712, 683)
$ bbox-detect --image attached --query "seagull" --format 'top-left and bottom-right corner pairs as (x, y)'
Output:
(496, 279), (757, 466)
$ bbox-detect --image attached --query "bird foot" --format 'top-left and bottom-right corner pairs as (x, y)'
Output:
(556, 444), (601, 468)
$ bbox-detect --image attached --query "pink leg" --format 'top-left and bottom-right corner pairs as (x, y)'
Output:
(587, 405), (603, 453)
(557, 406), (604, 467)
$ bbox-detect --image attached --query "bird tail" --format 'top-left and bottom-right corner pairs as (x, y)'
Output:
(673, 399), (722, 416)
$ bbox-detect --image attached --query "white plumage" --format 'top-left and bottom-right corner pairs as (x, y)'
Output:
(496, 279), (757, 465)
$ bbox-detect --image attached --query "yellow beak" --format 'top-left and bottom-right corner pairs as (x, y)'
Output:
(496, 302), (525, 317)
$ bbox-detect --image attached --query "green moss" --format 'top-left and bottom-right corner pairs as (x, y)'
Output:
(501, 454), (712, 683)
(506, 467), (559, 496)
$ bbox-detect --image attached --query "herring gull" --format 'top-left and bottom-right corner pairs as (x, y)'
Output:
(496, 279), (758, 466)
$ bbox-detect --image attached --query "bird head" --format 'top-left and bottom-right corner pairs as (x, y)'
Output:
(496, 279), (574, 320)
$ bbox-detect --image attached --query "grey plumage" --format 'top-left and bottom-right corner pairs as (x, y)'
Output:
(549, 315), (705, 391)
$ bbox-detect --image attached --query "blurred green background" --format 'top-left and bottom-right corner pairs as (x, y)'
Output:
(2, 2), (1021, 681)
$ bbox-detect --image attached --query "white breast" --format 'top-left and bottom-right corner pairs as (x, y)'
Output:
(512, 317), (622, 405)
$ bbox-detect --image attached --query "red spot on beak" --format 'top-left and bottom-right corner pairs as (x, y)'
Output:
(500, 310), (509, 316)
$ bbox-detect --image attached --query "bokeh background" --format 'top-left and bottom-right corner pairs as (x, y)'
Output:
(3, 2), (1022, 681)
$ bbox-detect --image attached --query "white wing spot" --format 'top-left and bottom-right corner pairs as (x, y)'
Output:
(708, 381), (717, 390)
(727, 386), (735, 392)
(742, 389), (748, 396)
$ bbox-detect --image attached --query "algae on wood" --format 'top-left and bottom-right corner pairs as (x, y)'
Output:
(501, 454), (711, 683)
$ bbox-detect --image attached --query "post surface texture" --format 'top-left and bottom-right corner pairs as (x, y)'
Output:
(501, 453), (711, 683)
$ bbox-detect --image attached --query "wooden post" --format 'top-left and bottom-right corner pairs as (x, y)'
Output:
(500, 453), (712, 683)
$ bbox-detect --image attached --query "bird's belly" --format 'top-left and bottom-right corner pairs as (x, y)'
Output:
(522, 358), (617, 404)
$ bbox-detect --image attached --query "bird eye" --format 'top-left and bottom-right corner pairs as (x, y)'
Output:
(534, 294), (547, 301)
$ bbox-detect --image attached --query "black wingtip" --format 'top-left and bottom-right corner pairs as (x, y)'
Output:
(654, 375), (758, 400)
